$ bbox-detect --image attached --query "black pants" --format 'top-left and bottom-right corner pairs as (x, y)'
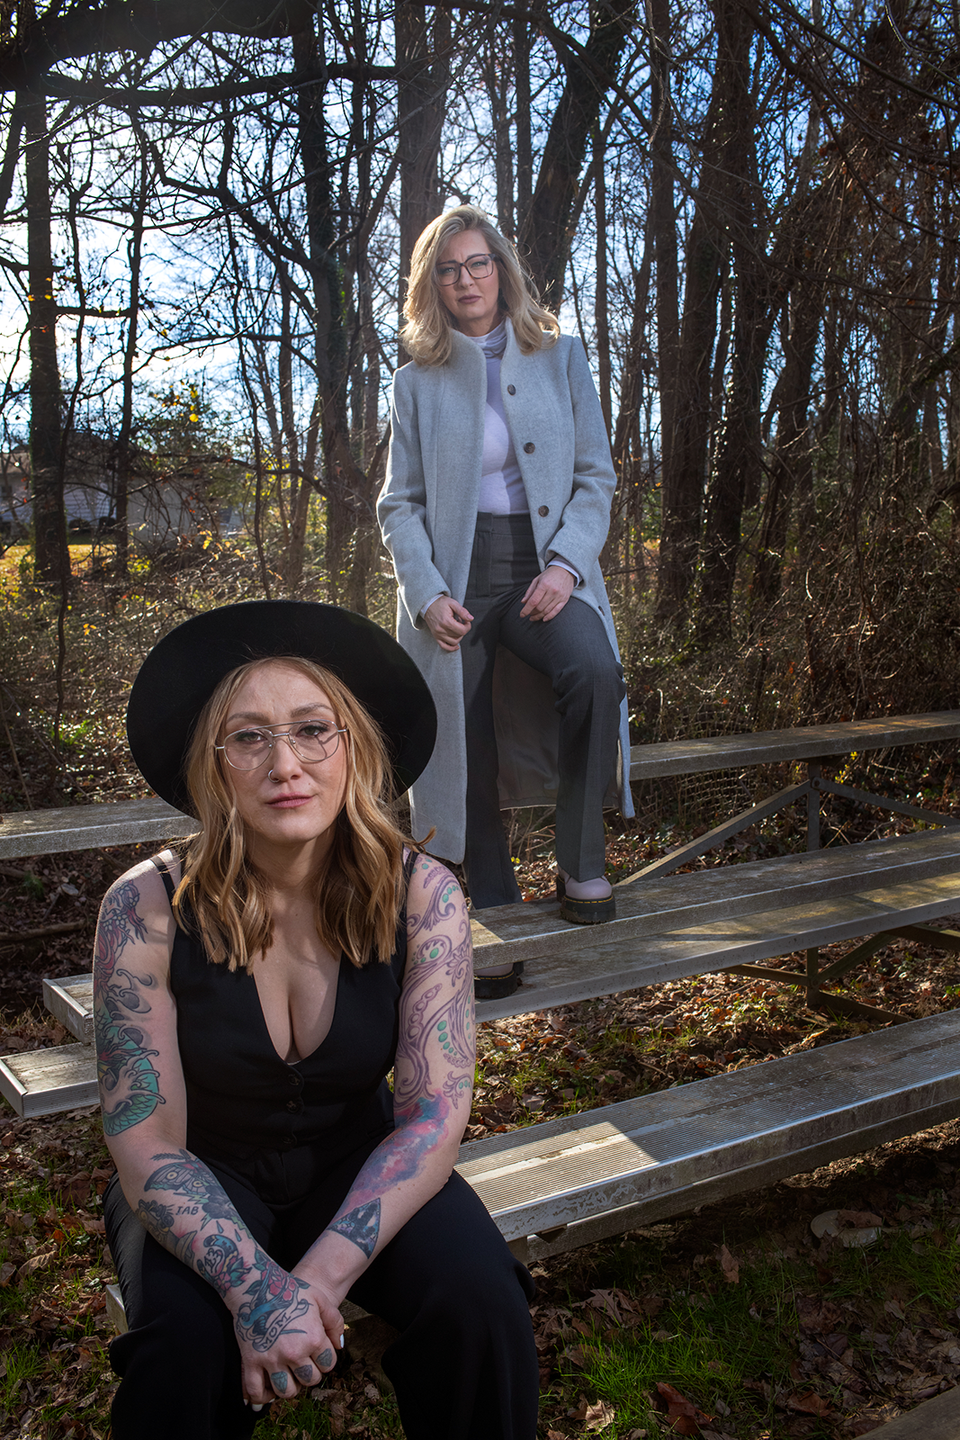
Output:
(461, 513), (625, 909)
(105, 1167), (538, 1440)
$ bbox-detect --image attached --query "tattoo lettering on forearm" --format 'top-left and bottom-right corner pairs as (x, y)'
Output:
(235, 1248), (311, 1352)
(94, 879), (165, 1136)
(145, 1153), (241, 1220)
(135, 1195), (197, 1266)
(329, 1198), (381, 1258)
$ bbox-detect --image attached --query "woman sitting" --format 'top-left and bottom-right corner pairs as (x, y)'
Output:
(96, 599), (539, 1440)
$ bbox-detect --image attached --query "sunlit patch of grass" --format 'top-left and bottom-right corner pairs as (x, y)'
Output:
(558, 1244), (831, 1437)
(0, 1341), (45, 1411)
(830, 1219), (960, 1314)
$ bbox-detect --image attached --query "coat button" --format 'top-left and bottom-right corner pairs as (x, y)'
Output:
(538, 505), (549, 517)
(507, 384), (516, 395)
(523, 442), (535, 453)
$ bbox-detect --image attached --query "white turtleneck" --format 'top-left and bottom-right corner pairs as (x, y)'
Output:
(467, 320), (527, 515)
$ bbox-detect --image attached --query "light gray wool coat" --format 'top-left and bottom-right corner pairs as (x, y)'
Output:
(377, 320), (634, 864)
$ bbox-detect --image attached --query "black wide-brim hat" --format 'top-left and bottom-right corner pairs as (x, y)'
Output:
(126, 600), (437, 815)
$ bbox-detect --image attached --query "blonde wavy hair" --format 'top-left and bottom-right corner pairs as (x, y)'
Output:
(171, 656), (409, 971)
(400, 204), (560, 366)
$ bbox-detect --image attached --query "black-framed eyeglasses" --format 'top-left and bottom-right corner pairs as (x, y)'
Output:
(215, 721), (347, 771)
(435, 253), (498, 286)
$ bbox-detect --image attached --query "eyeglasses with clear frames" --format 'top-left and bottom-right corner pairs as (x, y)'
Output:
(435, 253), (498, 286)
(215, 721), (347, 771)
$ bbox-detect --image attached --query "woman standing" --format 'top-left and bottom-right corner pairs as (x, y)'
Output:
(98, 600), (539, 1440)
(378, 205), (632, 997)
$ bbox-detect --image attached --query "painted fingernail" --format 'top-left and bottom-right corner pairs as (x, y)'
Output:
(251, 1403), (265, 1412)
(339, 1333), (345, 1348)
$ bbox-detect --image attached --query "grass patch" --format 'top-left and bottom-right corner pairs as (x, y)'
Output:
(540, 1187), (960, 1438)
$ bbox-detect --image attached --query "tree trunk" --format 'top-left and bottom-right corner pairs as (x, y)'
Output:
(485, 25), (515, 238)
(519, 0), (635, 309)
(115, 149), (148, 578)
(293, 17), (369, 602)
(513, 16), (533, 238)
(396, 3), (448, 334)
(647, 0), (678, 502)
(750, 282), (821, 617)
(23, 89), (67, 586)
(696, 0), (767, 646)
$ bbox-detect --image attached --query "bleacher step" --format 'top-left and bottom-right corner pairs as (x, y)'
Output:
(31, 868), (960, 1052)
(43, 975), (94, 1044)
(0, 796), (195, 860)
(0, 1043), (99, 1117)
(470, 829), (960, 962)
(476, 867), (960, 1020)
(459, 1008), (960, 1262)
(628, 711), (960, 780)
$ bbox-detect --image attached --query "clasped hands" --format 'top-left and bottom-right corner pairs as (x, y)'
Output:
(236, 1268), (344, 1410)
(425, 565), (575, 652)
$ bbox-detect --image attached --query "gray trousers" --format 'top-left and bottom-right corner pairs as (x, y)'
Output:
(461, 512), (625, 909)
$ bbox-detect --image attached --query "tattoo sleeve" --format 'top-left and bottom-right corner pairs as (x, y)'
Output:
(311, 860), (474, 1268)
(137, 1149), (310, 1349)
(394, 858), (475, 1117)
(93, 880), (166, 1136)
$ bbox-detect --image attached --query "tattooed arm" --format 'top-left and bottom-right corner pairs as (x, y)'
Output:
(93, 860), (343, 1406)
(293, 852), (475, 1303)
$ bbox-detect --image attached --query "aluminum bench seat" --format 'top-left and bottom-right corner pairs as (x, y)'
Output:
(0, 796), (195, 860)
(460, 1008), (960, 1262)
(13, 841), (960, 1115)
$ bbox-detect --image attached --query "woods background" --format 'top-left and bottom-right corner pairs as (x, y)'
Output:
(0, 0), (958, 808)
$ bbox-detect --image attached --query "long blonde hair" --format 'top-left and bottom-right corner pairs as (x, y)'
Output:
(400, 204), (560, 366)
(173, 657), (409, 970)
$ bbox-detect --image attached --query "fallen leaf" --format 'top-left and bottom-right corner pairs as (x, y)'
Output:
(17, 1245), (57, 1277)
(4, 1210), (34, 1234)
(786, 1391), (832, 1416)
(837, 1209), (883, 1228)
(584, 1399), (616, 1431)
(0, 1260), (16, 1286)
(587, 1287), (630, 1324)
(718, 1244), (739, 1284)
(797, 1295), (844, 1331)
(657, 1380), (714, 1433)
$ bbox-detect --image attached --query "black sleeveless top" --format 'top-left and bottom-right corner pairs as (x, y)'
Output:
(153, 857), (409, 1177)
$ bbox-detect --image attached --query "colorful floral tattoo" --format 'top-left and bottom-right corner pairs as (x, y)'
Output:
(94, 879), (165, 1136)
